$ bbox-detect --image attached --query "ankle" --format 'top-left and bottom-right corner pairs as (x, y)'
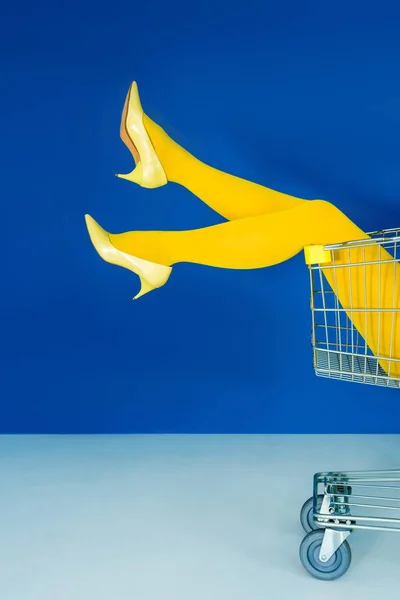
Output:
(142, 114), (182, 182)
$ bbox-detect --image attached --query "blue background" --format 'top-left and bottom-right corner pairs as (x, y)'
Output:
(2, 0), (400, 433)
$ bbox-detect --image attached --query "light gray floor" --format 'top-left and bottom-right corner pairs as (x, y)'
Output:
(1, 434), (399, 599)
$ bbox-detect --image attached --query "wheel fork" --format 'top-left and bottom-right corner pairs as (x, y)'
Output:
(319, 529), (351, 562)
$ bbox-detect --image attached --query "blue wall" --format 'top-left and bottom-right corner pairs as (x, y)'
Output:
(2, 0), (400, 432)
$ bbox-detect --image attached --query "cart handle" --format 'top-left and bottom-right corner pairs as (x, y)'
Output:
(304, 245), (332, 266)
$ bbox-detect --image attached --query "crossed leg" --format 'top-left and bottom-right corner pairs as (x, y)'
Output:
(110, 114), (366, 268)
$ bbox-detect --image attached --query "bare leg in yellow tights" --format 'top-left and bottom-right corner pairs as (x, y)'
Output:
(85, 81), (400, 376)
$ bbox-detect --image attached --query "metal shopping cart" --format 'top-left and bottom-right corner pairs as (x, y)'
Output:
(299, 228), (400, 580)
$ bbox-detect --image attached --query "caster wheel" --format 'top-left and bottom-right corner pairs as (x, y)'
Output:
(299, 530), (352, 581)
(300, 494), (324, 533)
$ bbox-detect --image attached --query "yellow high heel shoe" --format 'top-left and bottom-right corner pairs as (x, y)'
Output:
(85, 214), (172, 300)
(116, 81), (167, 189)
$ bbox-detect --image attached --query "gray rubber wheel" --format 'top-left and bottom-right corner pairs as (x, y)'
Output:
(300, 495), (324, 533)
(299, 530), (352, 581)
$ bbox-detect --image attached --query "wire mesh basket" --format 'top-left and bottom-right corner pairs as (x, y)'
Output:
(305, 227), (400, 388)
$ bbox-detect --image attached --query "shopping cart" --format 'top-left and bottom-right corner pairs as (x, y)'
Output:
(299, 228), (400, 580)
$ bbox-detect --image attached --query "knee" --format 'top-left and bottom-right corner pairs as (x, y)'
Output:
(310, 199), (337, 212)
(308, 199), (342, 220)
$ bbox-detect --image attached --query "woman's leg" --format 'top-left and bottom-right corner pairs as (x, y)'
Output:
(142, 115), (307, 221)
(110, 200), (367, 268)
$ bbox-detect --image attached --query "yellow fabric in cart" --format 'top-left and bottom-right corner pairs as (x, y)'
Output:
(322, 245), (400, 379)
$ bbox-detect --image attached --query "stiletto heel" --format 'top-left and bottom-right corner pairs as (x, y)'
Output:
(84, 214), (172, 300)
(116, 81), (167, 189)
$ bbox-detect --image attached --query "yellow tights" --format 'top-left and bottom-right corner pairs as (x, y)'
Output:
(111, 115), (368, 267)
(110, 115), (400, 377)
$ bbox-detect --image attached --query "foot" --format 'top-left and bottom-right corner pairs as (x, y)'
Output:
(116, 82), (167, 189)
(85, 214), (172, 300)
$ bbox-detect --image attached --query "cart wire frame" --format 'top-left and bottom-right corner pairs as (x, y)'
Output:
(313, 470), (400, 534)
(299, 229), (400, 579)
(304, 227), (400, 388)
